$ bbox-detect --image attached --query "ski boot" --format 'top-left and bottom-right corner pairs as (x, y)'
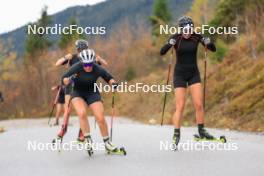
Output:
(53, 119), (59, 126)
(194, 128), (226, 143)
(84, 136), (94, 156)
(172, 132), (180, 151)
(52, 136), (63, 152)
(105, 140), (126, 156)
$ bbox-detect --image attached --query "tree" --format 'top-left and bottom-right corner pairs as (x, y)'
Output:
(25, 6), (52, 58)
(209, 0), (264, 58)
(58, 17), (84, 49)
(187, 0), (214, 26)
(24, 6), (52, 106)
(150, 0), (172, 39)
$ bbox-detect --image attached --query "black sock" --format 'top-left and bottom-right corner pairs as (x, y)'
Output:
(84, 133), (91, 138)
(103, 136), (110, 143)
(198, 124), (204, 132)
(174, 128), (180, 136)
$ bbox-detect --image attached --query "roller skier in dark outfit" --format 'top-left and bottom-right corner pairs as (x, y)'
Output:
(160, 16), (218, 148)
(51, 85), (65, 126)
(53, 39), (108, 143)
(61, 49), (125, 155)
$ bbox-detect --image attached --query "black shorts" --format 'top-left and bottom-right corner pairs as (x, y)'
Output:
(65, 84), (74, 95)
(173, 68), (201, 88)
(71, 91), (101, 105)
(57, 89), (65, 104)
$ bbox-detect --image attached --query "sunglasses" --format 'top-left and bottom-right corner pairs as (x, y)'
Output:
(83, 63), (93, 68)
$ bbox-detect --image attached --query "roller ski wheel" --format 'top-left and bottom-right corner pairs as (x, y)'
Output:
(194, 134), (227, 143)
(106, 147), (126, 156)
(87, 149), (94, 156)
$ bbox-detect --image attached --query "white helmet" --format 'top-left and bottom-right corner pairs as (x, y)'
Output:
(79, 49), (96, 64)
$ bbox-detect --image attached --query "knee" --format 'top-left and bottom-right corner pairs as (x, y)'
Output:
(194, 102), (203, 111)
(96, 115), (106, 125)
(176, 101), (185, 112)
(78, 110), (87, 119)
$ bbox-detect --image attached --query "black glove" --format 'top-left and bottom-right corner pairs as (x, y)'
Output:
(112, 82), (119, 90)
(69, 74), (78, 84)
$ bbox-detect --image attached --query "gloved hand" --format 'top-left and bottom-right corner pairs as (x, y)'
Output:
(112, 82), (119, 90)
(69, 74), (78, 84)
(168, 38), (176, 46)
(202, 37), (211, 45)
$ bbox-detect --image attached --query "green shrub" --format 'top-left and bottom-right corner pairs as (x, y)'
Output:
(257, 41), (264, 53)
(211, 39), (229, 63)
(125, 66), (136, 81)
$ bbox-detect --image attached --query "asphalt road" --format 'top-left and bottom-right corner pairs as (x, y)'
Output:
(0, 117), (263, 176)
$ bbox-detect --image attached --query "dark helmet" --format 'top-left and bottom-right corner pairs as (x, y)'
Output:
(178, 16), (194, 27)
(75, 39), (88, 51)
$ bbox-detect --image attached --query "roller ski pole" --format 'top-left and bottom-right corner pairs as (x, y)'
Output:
(203, 47), (207, 109)
(110, 91), (116, 141)
(48, 85), (62, 126)
(161, 48), (173, 126)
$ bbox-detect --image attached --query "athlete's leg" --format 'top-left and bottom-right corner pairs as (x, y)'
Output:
(189, 83), (204, 124)
(57, 95), (72, 137)
(89, 101), (108, 137)
(172, 88), (186, 128)
(54, 103), (63, 125)
(189, 83), (213, 139)
(71, 97), (90, 135)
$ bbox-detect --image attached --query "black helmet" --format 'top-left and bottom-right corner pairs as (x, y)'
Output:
(75, 39), (88, 51)
(178, 16), (194, 27)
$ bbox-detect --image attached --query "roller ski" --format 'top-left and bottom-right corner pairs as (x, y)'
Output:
(105, 140), (126, 156)
(172, 129), (180, 151)
(84, 136), (94, 156)
(52, 136), (63, 152)
(193, 128), (226, 143)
